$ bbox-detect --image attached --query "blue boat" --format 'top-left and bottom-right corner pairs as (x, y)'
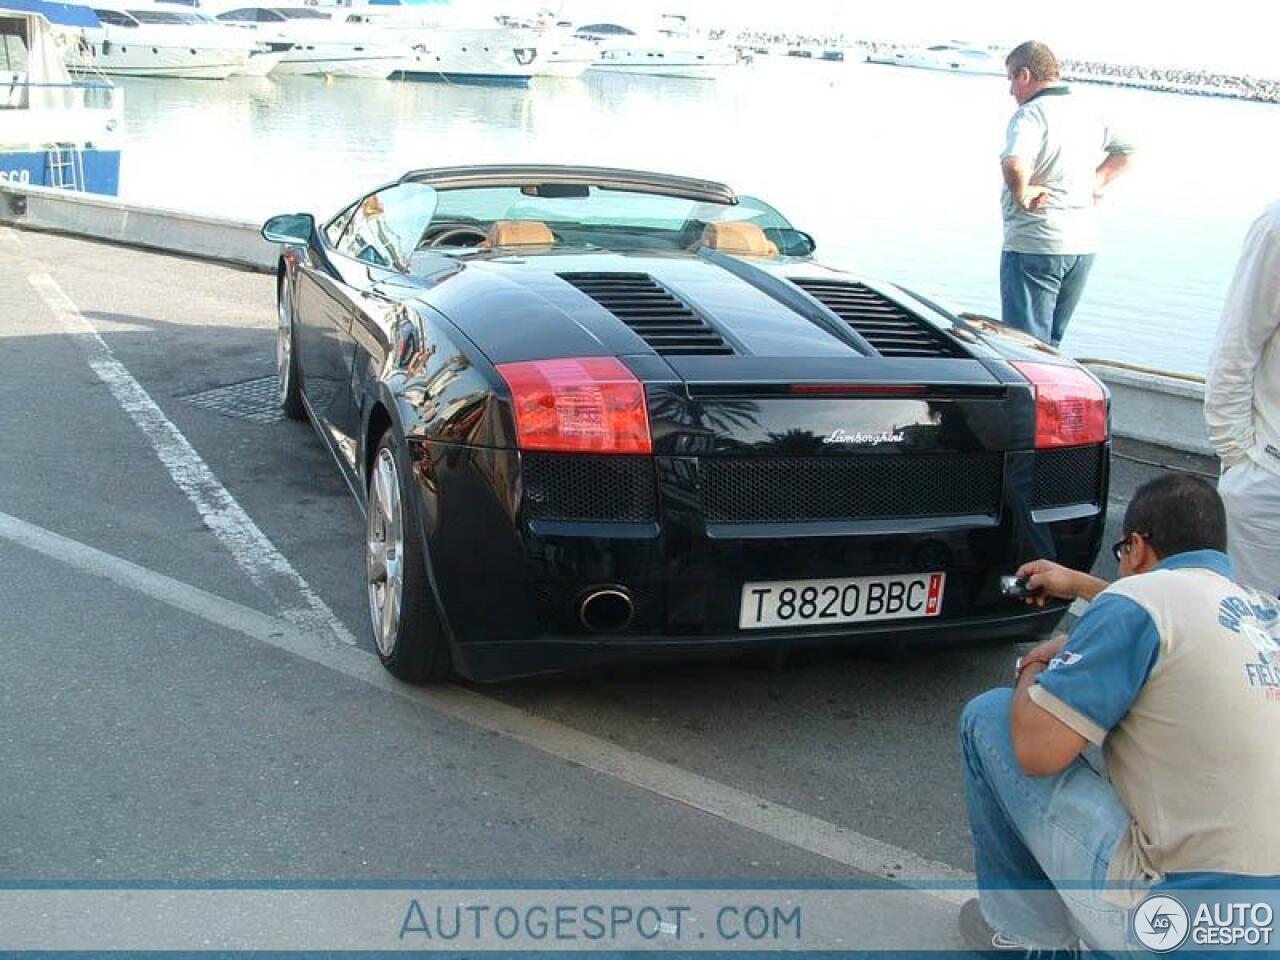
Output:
(1, 0), (123, 195)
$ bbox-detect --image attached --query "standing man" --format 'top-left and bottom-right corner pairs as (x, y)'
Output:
(1206, 201), (1280, 596)
(1000, 41), (1136, 347)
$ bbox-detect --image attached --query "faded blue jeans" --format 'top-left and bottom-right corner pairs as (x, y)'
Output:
(1000, 251), (1096, 347)
(960, 688), (1136, 952)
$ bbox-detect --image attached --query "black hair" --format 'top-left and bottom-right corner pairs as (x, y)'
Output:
(1122, 473), (1227, 558)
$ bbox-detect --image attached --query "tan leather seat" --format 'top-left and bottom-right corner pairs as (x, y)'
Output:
(485, 220), (555, 248)
(700, 221), (779, 257)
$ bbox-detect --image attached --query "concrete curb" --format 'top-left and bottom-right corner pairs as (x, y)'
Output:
(1082, 361), (1212, 458)
(0, 182), (276, 273)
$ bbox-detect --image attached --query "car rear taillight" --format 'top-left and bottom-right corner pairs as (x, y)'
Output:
(1011, 361), (1108, 448)
(497, 357), (652, 454)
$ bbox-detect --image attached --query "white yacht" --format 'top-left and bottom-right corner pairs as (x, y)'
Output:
(522, 25), (593, 79)
(336, 4), (538, 86)
(1, 0), (123, 194)
(68, 1), (263, 79)
(496, 12), (594, 79)
(129, 4), (290, 75)
(393, 32), (538, 86)
(866, 42), (1005, 76)
(578, 16), (743, 80)
(206, 4), (409, 78)
(347, 17), (536, 86)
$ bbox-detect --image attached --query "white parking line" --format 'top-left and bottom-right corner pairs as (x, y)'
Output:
(0, 508), (974, 904)
(12, 244), (354, 647)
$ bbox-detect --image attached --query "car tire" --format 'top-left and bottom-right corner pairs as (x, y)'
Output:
(276, 271), (306, 421)
(366, 428), (452, 682)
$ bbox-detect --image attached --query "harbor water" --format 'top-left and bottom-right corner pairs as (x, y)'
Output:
(114, 58), (1280, 375)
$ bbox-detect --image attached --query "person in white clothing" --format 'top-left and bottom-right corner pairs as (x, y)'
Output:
(1205, 202), (1280, 596)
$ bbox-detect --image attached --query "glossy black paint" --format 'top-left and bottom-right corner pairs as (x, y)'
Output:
(277, 185), (1108, 681)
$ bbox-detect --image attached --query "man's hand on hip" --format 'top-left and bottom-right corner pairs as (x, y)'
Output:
(1022, 185), (1051, 211)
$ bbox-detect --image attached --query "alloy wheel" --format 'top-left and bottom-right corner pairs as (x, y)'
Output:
(276, 278), (293, 406)
(367, 447), (405, 657)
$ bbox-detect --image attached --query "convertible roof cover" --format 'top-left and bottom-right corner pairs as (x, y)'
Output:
(399, 165), (738, 206)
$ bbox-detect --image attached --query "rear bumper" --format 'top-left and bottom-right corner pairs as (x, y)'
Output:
(451, 604), (1069, 682)
(410, 441), (1105, 682)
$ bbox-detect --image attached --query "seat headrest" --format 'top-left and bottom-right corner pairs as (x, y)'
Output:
(701, 222), (779, 257)
(486, 220), (555, 248)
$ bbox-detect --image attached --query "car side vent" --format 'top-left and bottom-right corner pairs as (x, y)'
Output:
(789, 279), (965, 358)
(559, 272), (733, 356)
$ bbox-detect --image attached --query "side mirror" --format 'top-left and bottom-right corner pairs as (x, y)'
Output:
(262, 212), (315, 245)
(766, 227), (816, 257)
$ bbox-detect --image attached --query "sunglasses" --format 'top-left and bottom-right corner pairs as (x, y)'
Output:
(1111, 530), (1153, 563)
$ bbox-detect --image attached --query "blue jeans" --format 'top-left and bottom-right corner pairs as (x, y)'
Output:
(1000, 252), (1096, 347)
(960, 688), (1135, 951)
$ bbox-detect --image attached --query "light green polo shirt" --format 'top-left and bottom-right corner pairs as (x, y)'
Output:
(1001, 85), (1136, 255)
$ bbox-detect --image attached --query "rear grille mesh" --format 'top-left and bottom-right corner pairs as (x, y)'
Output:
(789, 278), (965, 358)
(522, 453), (657, 522)
(559, 272), (733, 356)
(700, 454), (1003, 523)
(1033, 445), (1104, 509)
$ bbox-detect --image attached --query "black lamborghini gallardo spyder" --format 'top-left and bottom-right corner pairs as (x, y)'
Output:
(262, 165), (1108, 681)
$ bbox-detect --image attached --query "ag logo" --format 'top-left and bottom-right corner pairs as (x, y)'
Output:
(1132, 894), (1190, 952)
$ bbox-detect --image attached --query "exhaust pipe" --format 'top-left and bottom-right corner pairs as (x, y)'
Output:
(578, 588), (634, 634)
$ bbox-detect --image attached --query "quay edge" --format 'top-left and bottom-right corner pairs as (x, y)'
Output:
(0, 180), (276, 272)
(0, 180), (1214, 459)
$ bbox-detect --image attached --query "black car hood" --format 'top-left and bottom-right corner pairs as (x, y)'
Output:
(407, 249), (1015, 381)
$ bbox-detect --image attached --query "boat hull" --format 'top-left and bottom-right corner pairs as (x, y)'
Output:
(393, 70), (530, 86)
(0, 148), (121, 195)
(533, 57), (593, 79)
(233, 49), (291, 77)
(587, 62), (739, 80)
(393, 30), (538, 86)
(71, 41), (249, 80)
(865, 52), (1004, 76)
(587, 42), (742, 80)
(270, 54), (404, 78)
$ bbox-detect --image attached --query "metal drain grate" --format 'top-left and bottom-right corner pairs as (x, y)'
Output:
(181, 376), (284, 424)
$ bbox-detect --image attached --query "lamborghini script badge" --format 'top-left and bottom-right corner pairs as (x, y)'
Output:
(822, 429), (905, 446)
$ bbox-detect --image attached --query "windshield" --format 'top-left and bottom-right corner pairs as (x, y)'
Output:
(0, 16), (29, 72)
(274, 8), (331, 20)
(93, 9), (140, 27)
(328, 181), (805, 270)
(432, 186), (792, 232)
(327, 182), (807, 270)
(129, 10), (204, 23)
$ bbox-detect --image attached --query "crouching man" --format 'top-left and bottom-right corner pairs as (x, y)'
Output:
(959, 473), (1280, 953)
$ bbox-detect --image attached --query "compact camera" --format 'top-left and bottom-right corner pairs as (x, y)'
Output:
(999, 575), (1033, 599)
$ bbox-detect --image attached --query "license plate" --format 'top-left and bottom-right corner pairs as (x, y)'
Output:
(739, 573), (945, 630)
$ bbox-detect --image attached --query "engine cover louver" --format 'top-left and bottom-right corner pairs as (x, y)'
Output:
(559, 272), (733, 356)
(789, 278), (965, 358)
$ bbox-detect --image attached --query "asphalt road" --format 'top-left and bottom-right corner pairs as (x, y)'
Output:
(0, 227), (1218, 951)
